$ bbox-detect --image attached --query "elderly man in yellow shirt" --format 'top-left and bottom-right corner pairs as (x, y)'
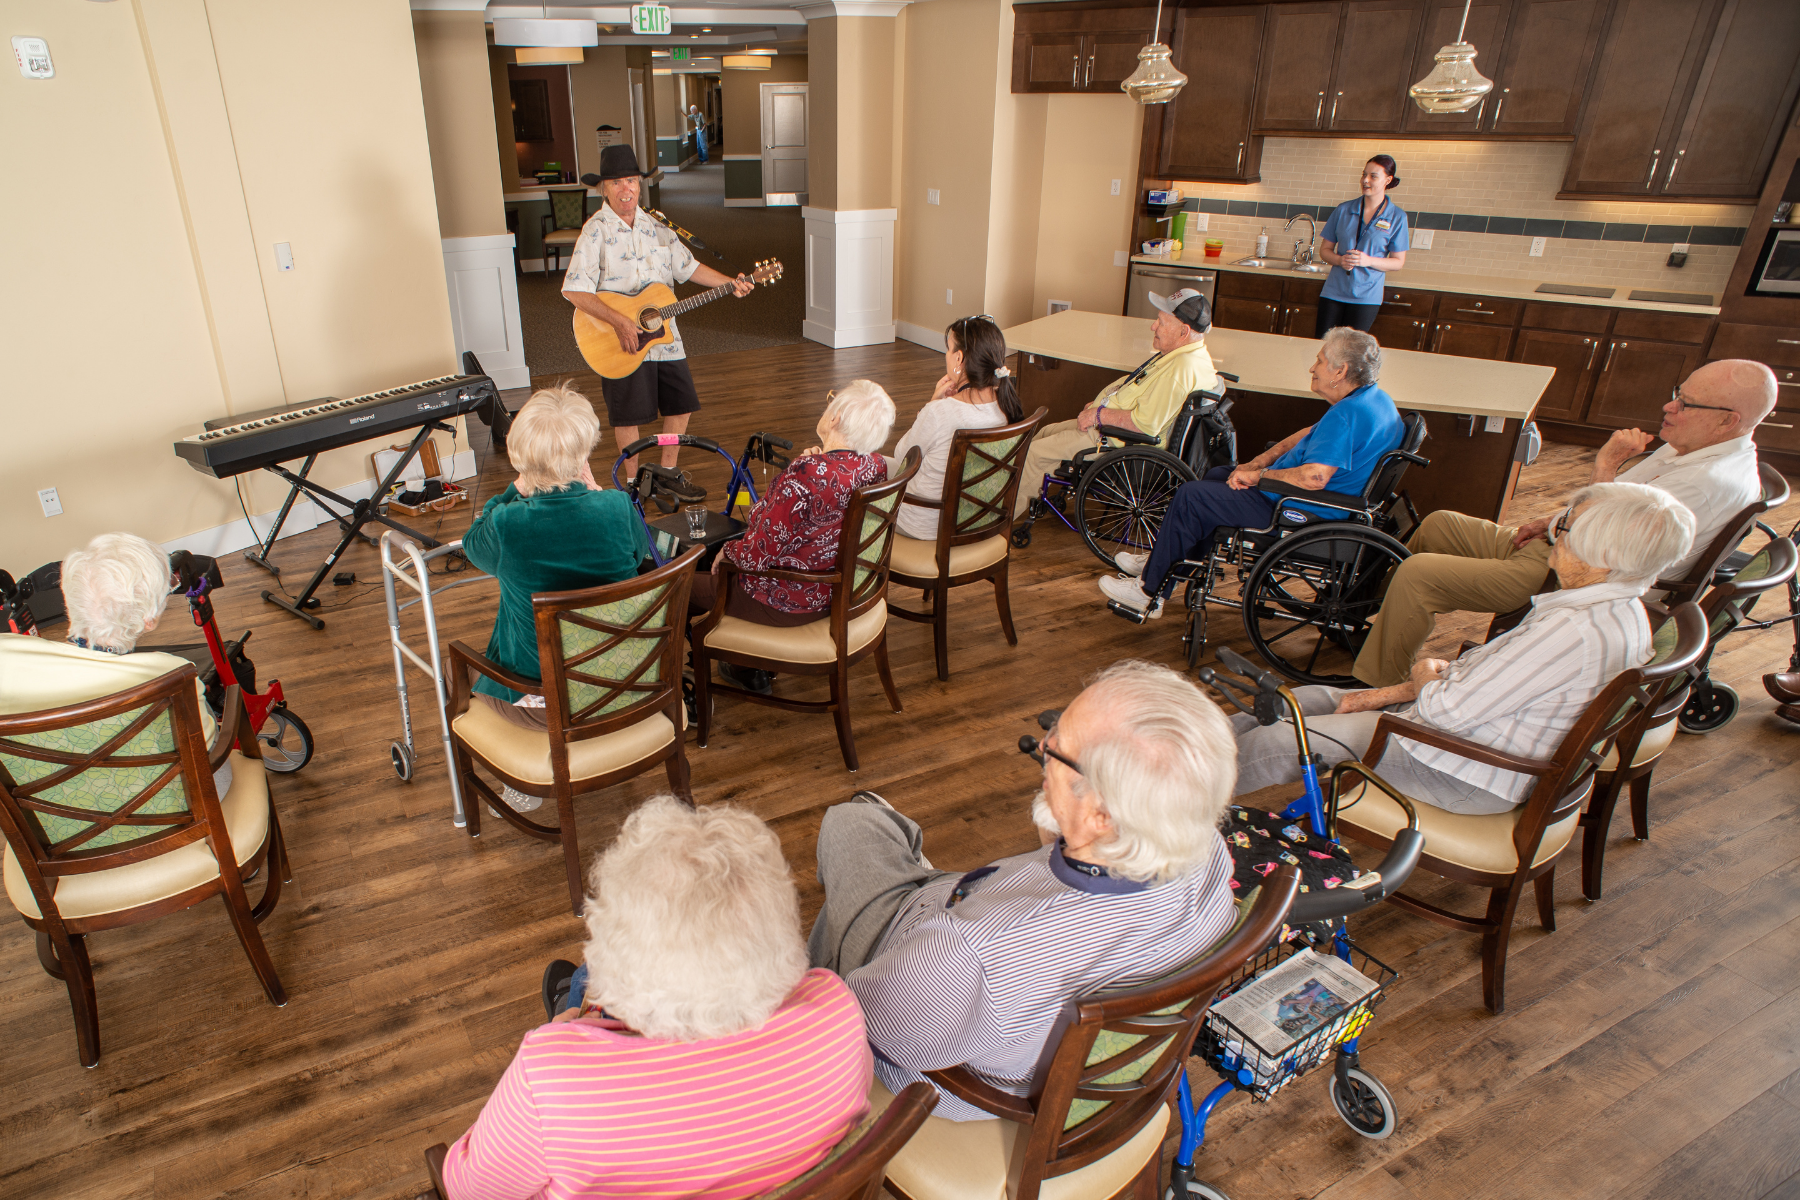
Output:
(1013, 288), (1220, 518)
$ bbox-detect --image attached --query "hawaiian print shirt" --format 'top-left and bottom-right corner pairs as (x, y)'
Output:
(562, 203), (699, 361)
(725, 450), (888, 614)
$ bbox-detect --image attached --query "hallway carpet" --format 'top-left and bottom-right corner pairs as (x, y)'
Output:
(517, 163), (806, 377)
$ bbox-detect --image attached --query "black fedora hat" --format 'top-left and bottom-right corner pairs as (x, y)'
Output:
(591, 144), (650, 182)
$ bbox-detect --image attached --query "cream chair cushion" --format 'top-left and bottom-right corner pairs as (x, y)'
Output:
(4, 752), (269, 921)
(890, 533), (1010, 580)
(542, 228), (582, 246)
(1336, 777), (1586, 876)
(702, 600), (887, 665)
(868, 1079), (1167, 1200)
(452, 703), (679, 786)
(1598, 716), (1679, 772)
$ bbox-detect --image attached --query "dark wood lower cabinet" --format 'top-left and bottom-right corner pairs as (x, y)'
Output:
(1370, 312), (1429, 351)
(1512, 327), (1602, 421)
(1281, 302), (1319, 337)
(1585, 338), (1704, 429)
(1214, 297), (1283, 333)
(1430, 321), (1515, 360)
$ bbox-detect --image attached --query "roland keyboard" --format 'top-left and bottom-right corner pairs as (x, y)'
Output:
(173, 374), (497, 478)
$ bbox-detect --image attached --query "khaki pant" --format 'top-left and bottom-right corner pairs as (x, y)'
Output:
(1350, 510), (1554, 688)
(1014, 420), (1102, 518)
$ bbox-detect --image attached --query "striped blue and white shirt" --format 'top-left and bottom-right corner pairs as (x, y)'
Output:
(847, 836), (1238, 1121)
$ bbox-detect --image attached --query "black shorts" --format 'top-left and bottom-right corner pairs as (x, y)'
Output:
(598, 358), (702, 427)
(1315, 297), (1380, 338)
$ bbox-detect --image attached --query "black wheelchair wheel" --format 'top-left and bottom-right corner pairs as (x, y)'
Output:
(1678, 680), (1740, 733)
(1242, 524), (1408, 687)
(1072, 448), (1195, 571)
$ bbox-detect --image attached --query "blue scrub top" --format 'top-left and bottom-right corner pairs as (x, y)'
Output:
(1264, 383), (1404, 518)
(1320, 197), (1409, 305)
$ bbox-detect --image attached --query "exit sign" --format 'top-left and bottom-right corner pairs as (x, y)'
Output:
(631, 5), (671, 34)
(671, 46), (689, 61)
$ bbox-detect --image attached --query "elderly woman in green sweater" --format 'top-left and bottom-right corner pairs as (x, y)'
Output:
(462, 386), (649, 797)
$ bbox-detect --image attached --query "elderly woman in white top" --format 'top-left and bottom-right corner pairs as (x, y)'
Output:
(887, 315), (1022, 542)
(0, 533), (230, 790)
(1231, 482), (1697, 813)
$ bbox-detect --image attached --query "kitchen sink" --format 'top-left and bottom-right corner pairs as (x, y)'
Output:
(1232, 256), (1329, 274)
(1288, 262), (1329, 275)
(1232, 257), (1274, 268)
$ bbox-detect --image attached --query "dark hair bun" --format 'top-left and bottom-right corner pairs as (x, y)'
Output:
(1367, 153), (1401, 189)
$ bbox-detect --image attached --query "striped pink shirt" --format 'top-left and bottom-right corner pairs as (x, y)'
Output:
(442, 969), (872, 1200)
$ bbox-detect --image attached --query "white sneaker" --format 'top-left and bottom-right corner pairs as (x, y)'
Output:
(1114, 551), (1149, 578)
(1099, 574), (1163, 618)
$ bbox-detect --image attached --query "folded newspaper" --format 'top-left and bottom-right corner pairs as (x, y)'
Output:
(1210, 949), (1378, 1057)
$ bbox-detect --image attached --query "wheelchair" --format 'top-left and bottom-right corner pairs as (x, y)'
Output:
(1111, 412), (1430, 687)
(1678, 517), (1800, 732)
(1010, 373), (1241, 571)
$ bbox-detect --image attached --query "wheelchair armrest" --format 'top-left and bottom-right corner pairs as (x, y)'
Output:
(1259, 478), (1369, 513)
(1097, 425), (1161, 448)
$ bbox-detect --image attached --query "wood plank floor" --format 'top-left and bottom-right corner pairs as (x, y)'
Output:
(3, 339), (1797, 1200)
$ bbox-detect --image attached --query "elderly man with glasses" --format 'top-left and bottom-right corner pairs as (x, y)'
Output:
(806, 660), (1240, 1120)
(1349, 358), (1779, 688)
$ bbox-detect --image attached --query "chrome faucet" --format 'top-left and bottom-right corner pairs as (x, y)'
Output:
(1284, 212), (1318, 267)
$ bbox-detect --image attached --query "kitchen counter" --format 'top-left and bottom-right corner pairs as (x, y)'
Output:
(1129, 253), (1723, 317)
(1004, 310), (1553, 422)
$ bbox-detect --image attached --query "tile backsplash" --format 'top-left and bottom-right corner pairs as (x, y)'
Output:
(1169, 138), (1755, 301)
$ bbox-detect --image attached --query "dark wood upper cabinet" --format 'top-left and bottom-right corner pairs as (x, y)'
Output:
(1152, 5), (1266, 182)
(1401, 0), (1512, 135)
(1015, 33), (1086, 92)
(1011, 6), (1153, 93)
(1559, 0), (1719, 197)
(1659, 0), (1800, 200)
(1085, 28), (1159, 91)
(1484, 0), (1608, 135)
(1326, 1), (1428, 132)
(1255, 3), (1343, 131)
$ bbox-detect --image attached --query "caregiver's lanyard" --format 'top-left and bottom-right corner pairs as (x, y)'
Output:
(1350, 196), (1392, 258)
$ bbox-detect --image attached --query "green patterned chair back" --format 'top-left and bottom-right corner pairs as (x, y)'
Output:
(548, 187), (588, 231)
(0, 665), (216, 877)
(841, 449), (920, 615)
(531, 549), (701, 735)
(938, 408), (1048, 546)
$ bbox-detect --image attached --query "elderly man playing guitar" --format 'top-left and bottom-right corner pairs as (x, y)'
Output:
(562, 144), (754, 500)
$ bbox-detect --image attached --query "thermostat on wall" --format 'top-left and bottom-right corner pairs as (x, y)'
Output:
(13, 36), (54, 79)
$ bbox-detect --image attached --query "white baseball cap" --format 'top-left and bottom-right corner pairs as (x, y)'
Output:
(1147, 288), (1213, 333)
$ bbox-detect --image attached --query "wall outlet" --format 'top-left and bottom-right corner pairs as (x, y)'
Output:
(1411, 228), (1433, 250)
(926, 188), (940, 206)
(275, 242), (295, 271)
(1189, 212), (1208, 232)
(1048, 299), (1072, 315)
(945, 288), (953, 304)
(1485, 415), (1506, 433)
(1110, 179), (1121, 196)
(38, 487), (62, 517)
(1114, 250), (1129, 267)
(1529, 236), (1546, 257)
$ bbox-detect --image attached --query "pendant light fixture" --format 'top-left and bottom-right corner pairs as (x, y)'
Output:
(1120, 0), (1186, 105)
(1408, 0), (1493, 113)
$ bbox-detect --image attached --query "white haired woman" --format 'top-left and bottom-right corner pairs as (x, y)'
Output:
(462, 384), (649, 746)
(0, 533), (233, 790)
(690, 380), (895, 690)
(442, 796), (873, 1198)
(1232, 481), (1698, 813)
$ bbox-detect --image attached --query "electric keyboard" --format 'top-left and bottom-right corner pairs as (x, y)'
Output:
(173, 374), (497, 478)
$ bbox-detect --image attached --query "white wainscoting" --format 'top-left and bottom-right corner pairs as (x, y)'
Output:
(801, 207), (896, 349)
(442, 234), (530, 389)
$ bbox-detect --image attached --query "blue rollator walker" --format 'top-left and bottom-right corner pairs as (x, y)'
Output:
(611, 431), (792, 563)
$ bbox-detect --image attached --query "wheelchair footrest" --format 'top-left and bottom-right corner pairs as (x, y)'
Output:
(1107, 599), (1149, 625)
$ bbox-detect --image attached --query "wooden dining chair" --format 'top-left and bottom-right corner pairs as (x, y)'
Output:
(1333, 603), (1709, 1013)
(0, 669), (289, 1066)
(422, 1082), (939, 1200)
(446, 548), (700, 914)
(691, 450), (920, 772)
(889, 407), (1047, 681)
(873, 867), (1300, 1200)
(540, 186), (591, 275)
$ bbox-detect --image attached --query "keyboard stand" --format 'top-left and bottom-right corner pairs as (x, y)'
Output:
(257, 421), (454, 629)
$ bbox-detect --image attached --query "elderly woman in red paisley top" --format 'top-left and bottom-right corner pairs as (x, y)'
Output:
(690, 380), (895, 692)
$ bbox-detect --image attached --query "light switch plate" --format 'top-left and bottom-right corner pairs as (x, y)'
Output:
(1110, 179), (1121, 196)
(926, 189), (940, 206)
(1114, 250), (1129, 267)
(945, 288), (953, 304)
(275, 242), (295, 271)
(38, 487), (62, 517)
(1411, 228), (1433, 250)
(1529, 236), (1546, 257)
(1485, 415), (1506, 433)
(1189, 213), (1208, 231)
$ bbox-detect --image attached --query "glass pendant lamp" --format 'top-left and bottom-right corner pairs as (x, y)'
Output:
(1408, 0), (1493, 113)
(1121, 0), (1187, 105)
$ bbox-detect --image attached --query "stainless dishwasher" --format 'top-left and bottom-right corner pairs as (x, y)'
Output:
(1127, 261), (1217, 319)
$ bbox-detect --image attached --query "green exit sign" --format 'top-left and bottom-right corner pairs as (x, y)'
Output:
(630, 4), (671, 35)
(671, 46), (689, 61)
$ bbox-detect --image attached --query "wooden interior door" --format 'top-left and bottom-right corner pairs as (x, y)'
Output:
(1327, 0), (1428, 132)
(1254, 3), (1342, 131)
(1485, 0), (1608, 135)
(1660, 0), (1800, 200)
(1587, 339), (1703, 428)
(1402, 0), (1512, 135)
(1158, 6), (1265, 180)
(759, 83), (808, 202)
(1512, 327), (1601, 421)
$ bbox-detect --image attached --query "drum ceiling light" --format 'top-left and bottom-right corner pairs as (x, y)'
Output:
(515, 46), (584, 64)
(1408, 0), (1493, 113)
(1120, 0), (1186, 105)
(723, 55), (772, 69)
(491, 17), (598, 47)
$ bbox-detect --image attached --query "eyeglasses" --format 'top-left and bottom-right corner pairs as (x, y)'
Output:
(1670, 386), (1736, 416)
(1021, 722), (1084, 777)
(1545, 504), (1576, 546)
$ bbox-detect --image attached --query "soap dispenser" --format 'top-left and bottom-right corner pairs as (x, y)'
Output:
(1256, 227), (1269, 258)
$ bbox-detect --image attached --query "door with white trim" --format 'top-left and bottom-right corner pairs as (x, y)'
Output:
(759, 82), (808, 204)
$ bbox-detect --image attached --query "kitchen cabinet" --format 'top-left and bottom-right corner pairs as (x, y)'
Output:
(1430, 320), (1515, 360)
(1328, 1), (1429, 132)
(1657, 0), (1800, 200)
(1512, 327), (1605, 420)
(1214, 271), (1323, 335)
(1484, 0), (1608, 135)
(1151, 6), (1266, 182)
(1586, 338), (1704, 427)
(1254, 3), (1343, 131)
(1369, 285), (1436, 349)
(1401, 0), (1512, 135)
(1216, 297), (1285, 333)
(1279, 278), (1324, 335)
(1011, 6), (1154, 93)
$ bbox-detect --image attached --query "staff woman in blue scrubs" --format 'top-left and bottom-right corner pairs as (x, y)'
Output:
(1315, 154), (1409, 337)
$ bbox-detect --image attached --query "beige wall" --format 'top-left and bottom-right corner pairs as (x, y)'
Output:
(569, 47), (634, 177)
(722, 56), (808, 157)
(653, 72), (683, 137)
(413, 11), (507, 238)
(2, 0), (457, 568)
(1030, 95), (1142, 318)
(834, 18), (900, 212)
(488, 46), (521, 189)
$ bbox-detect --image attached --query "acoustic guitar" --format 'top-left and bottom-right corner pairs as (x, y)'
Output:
(572, 259), (784, 378)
